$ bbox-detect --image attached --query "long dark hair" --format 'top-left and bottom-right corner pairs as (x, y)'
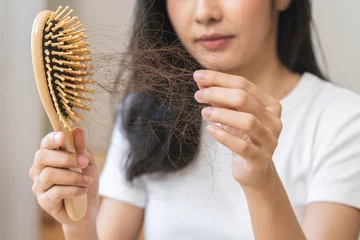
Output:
(115, 0), (327, 182)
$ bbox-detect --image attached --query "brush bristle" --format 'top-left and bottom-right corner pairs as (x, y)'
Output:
(42, 6), (94, 131)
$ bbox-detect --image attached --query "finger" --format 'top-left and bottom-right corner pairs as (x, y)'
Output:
(193, 70), (281, 115)
(195, 86), (282, 137)
(73, 128), (86, 154)
(195, 83), (226, 109)
(33, 148), (89, 175)
(73, 128), (95, 165)
(202, 108), (278, 152)
(29, 165), (37, 181)
(40, 132), (65, 150)
(33, 167), (92, 194)
(206, 124), (266, 162)
(195, 86), (265, 113)
(38, 185), (88, 212)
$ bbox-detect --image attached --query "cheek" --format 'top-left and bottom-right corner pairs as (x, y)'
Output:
(226, 0), (272, 41)
(221, 0), (274, 64)
(166, 0), (193, 42)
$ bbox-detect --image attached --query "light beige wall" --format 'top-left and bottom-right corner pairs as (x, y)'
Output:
(313, 0), (360, 93)
(1, 0), (45, 239)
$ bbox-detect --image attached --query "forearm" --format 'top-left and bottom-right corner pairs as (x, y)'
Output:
(243, 171), (306, 240)
(62, 221), (98, 240)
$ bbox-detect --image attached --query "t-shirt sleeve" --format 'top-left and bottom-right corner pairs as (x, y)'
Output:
(98, 110), (147, 208)
(306, 98), (360, 209)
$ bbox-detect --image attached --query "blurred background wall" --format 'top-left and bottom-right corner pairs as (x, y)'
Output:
(312, 0), (360, 92)
(1, 0), (359, 239)
(1, 0), (45, 239)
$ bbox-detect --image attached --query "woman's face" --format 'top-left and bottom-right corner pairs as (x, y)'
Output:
(166, 0), (284, 73)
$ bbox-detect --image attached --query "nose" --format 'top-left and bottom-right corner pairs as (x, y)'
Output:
(195, 0), (222, 25)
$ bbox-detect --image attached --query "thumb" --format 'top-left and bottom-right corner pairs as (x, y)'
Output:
(73, 127), (95, 165)
(73, 127), (86, 154)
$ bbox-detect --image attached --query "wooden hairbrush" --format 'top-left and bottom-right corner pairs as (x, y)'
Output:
(31, 6), (94, 221)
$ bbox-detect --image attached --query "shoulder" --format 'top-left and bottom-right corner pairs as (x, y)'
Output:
(303, 73), (360, 142)
(299, 73), (360, 127)
(302, 76), (360, 210)
(307, 73), (360, 110)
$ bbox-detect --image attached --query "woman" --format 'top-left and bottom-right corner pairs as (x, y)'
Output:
(29, 0), (360, 239)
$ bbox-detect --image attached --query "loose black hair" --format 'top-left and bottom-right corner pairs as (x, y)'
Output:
(115, 0), (327, 182)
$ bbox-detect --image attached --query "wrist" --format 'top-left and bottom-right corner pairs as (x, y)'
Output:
(239, 161), (280, 194)
(241, 167), (280, 196)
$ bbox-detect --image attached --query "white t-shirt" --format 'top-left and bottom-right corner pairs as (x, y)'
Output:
(99, 72), (360, 239)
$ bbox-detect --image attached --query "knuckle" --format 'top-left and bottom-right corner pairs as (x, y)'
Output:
(277, 120), (283, 132)
(37, 195), (49, 212)
(49, 187), (62, 202)
(40, 134), (51, 148)
(40, 167), (53, 184)
(263, 152), (273, 161)
(28, 166), (34, 179)
(34, 149), (45, 167)
(36, 195), (44, 208)
(234, 90), (247, 107)
(31, 182), (37, 194)
(244, 115), (256, 130)
(40, 137), (46, 148)
(235, 76), (248, 90)
(257, 127), (266, 139)
(257, 105), (266, 113)
(271, 137), (279, 149)
(41, 132), (58, 149)
(241, 142), (251, 155)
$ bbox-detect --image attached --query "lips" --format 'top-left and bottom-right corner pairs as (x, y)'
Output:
(196, 34), (235, 50)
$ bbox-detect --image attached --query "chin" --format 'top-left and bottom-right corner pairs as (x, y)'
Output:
(190, 49), (241, 72)
(197, 58), (239, 73)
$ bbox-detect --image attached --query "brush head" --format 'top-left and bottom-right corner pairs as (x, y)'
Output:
(32, 6), (94, 131)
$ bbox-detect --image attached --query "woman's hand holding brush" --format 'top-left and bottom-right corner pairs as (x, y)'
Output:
(29, 128), (99, 232)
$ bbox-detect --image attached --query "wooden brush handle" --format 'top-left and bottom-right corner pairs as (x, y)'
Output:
(61, 128), (88, 221)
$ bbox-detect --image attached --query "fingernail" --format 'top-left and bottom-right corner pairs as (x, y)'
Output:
(77, 155), (88, 167)
(83, 175), (93, 184)
(54, 132), (62, 144)
(195, 89), (204, 100)
(194, 70), (206, 80)
(202, 107), (213, 118)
